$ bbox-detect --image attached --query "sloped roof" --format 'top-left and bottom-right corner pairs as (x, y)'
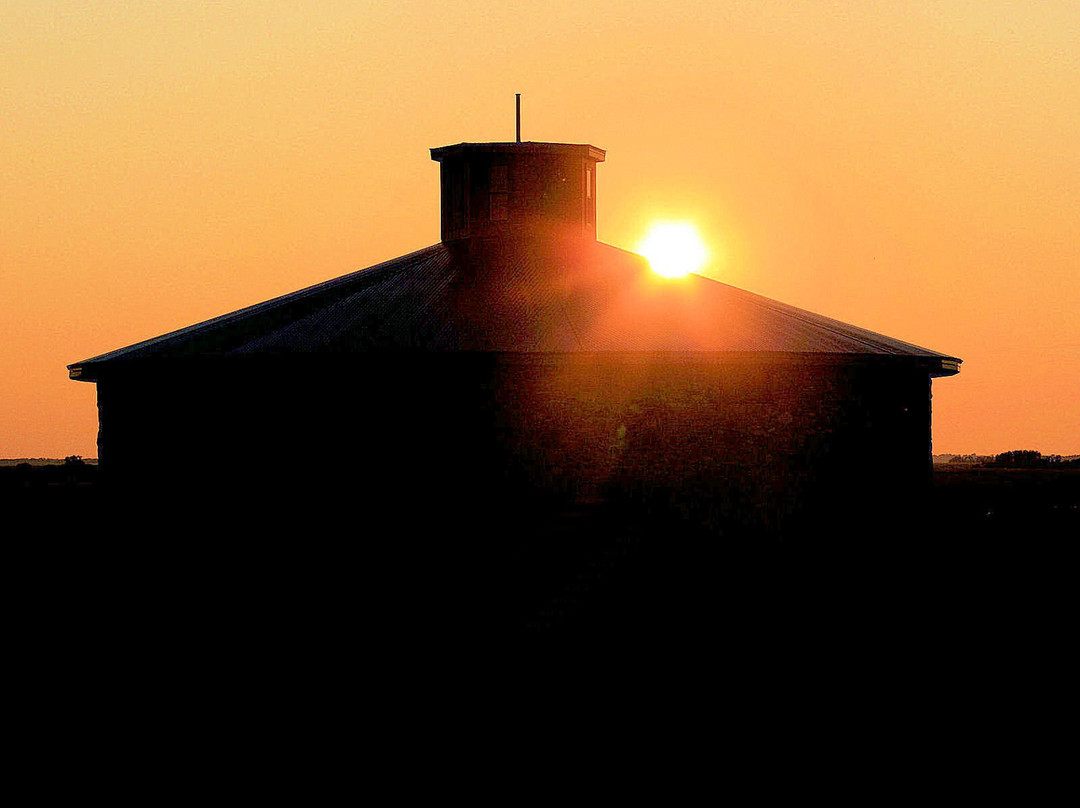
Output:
(69, 239), (961, 381)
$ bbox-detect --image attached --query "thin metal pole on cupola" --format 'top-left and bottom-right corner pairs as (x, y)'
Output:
(516, 93), (521, 143)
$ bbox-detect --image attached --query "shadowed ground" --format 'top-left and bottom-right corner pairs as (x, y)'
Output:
(7, 460), (1075, 779)
(7, 461), (1076, 639)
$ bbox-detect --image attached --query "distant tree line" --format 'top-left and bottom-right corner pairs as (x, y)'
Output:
(940, 451), (1079, 469)
(989, 451), (1079, 469)
(0, 456), (99, 490)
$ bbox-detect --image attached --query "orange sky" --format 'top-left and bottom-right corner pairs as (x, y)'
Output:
(3, 2), (1078, 457)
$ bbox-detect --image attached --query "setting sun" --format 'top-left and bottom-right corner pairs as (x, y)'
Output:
(637, 223), (708, 278)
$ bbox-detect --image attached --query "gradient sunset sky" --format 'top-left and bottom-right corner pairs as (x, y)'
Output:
(3, 1), (1078, 457)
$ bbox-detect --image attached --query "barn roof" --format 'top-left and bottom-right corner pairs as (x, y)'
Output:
(68, 238), (961, 382)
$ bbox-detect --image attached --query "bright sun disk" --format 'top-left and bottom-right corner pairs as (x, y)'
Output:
(638, 222), (708, 278)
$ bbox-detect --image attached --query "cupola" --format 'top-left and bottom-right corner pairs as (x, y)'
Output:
(430, 140), (606, 243)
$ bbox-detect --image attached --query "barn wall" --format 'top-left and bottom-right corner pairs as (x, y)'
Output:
(90, 354), (932, 633)
(95, 354), (931, 542)
(482, 355), (932, 540)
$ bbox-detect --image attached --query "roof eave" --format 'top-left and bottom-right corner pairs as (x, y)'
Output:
(67, 351), (964, 383)
(931, 358), (962, 378)
(68, 364), (94, 383)
(430, 142), (606, 162)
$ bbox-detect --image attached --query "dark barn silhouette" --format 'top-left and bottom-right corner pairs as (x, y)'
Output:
(70, 135), (961, 633)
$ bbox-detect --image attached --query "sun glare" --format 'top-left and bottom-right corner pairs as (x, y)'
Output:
(638, 222), (708, 278)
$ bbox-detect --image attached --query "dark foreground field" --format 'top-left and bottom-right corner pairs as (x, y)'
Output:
(7, 461), (1076, 773)
(9, 457), (1078, 532)
(6, 461), (1076, 635)
(929, 464), (1080, 539)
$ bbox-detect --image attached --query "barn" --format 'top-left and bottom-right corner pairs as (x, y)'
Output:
(69, 135), (960, 630)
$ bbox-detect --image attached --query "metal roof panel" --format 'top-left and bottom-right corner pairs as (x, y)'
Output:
(69, 240), (961, 380)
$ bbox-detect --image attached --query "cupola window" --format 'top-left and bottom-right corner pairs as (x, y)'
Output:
(490, 164), (509, 221)
(585, 166), (594, 226)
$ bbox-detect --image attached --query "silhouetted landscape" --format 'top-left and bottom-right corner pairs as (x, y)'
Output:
(7, 452), (1077, 638)
(8, 5), (1080, 775)
(8, 452), (1077, 539)
(6, 447), (1074, 768)
(930, 451), (1080, 535)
